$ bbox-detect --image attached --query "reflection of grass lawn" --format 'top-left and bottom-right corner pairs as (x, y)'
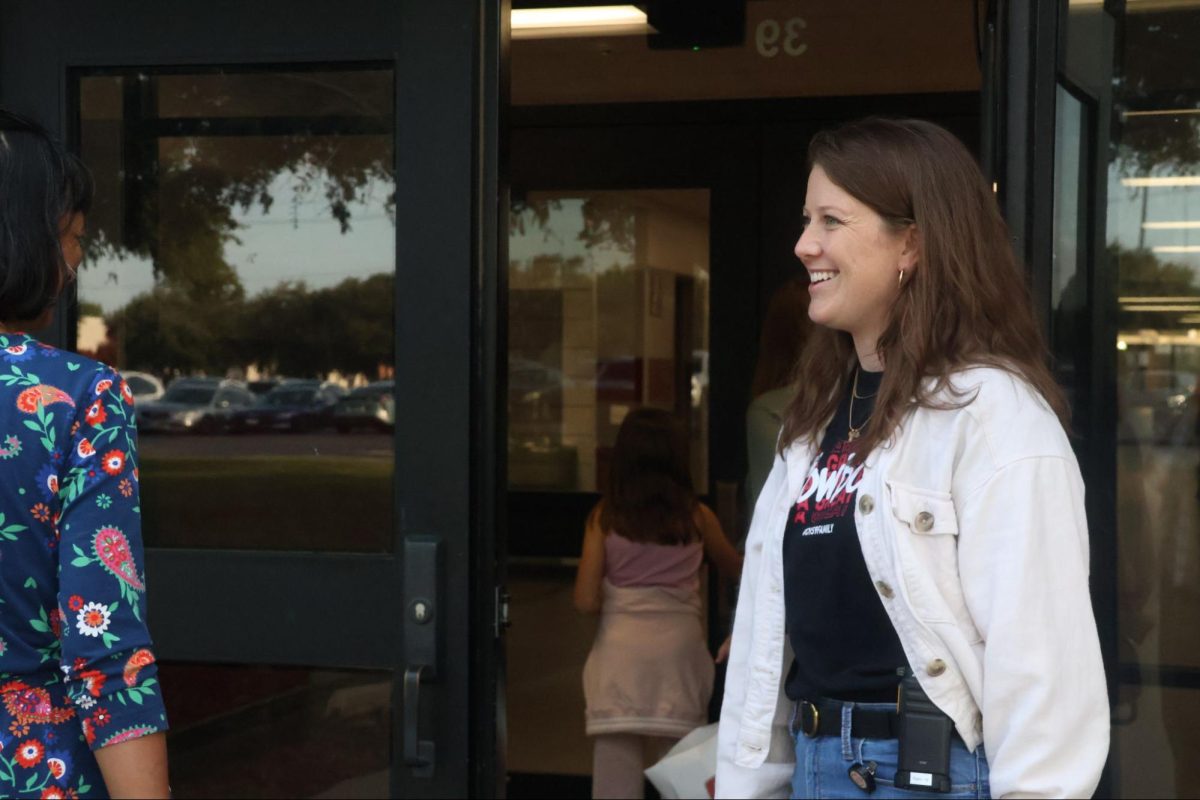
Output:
(140, 456), (392, 551)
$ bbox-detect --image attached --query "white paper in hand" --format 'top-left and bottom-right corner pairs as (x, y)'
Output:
(644, 723), (719, 800)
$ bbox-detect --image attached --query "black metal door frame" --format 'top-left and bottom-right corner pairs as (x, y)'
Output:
(0, 1), (504, 796)
(986, 0), (1119, 794)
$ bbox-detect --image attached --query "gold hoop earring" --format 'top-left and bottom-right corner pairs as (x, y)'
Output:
(898, 270), (905, 287)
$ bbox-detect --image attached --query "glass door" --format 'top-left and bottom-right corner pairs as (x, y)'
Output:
(1092, 2), (1200, 796)
(1009, 0), (1200, 795)
(0, 2), (503, 797)
(504, 121), (759, 794)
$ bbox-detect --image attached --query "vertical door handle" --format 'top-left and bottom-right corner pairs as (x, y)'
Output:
(403, 536), (441, 778)
(403, 664), (434, 776)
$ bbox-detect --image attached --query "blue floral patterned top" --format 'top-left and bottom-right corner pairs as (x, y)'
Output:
(0, 333), (166, 798)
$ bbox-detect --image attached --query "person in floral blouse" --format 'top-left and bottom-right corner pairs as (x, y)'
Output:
(0, 111), (169, 797)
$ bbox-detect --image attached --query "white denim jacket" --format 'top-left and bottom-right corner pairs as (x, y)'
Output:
(716, 367), (1109, 800)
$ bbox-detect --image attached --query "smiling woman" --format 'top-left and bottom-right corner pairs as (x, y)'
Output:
(795, 164), (918, 373)
(717, 119), (1109, 800)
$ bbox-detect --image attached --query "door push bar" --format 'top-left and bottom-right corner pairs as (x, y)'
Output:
(403, 535), (440, 778)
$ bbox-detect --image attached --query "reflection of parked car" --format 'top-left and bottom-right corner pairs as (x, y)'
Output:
(229, 380), (347, 433)
(123, 371), (165, 403)
(247, 377), (283, 397)
(509, 357), (572, 423)
(138, 378), (255, 434)
(334, 380), (395, 433)
(1121, 368), (1198, 443)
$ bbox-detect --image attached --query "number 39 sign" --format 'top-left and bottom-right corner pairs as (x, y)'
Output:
(755, 17), (808, 58)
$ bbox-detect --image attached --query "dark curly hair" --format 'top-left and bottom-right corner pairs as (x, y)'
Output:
(0, 110), (93, 324)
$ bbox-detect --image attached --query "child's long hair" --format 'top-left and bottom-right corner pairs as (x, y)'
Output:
(600, 407), (700, 546)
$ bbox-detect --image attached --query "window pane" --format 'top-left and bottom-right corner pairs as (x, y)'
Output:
(162, 664), (390, 798)
(1051, 85), (1087, 408)
(505, 567), (597, 777)
(1108, 3), (1200, 796)
(508, 190), (710, 493)
(75, 67), (395, 552)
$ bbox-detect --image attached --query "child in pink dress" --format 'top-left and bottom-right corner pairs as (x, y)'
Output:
(575, 407), (742, 799)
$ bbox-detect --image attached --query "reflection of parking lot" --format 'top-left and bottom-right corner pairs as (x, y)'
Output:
(138, 433), (393, 550)
(139, 432), (394, 460)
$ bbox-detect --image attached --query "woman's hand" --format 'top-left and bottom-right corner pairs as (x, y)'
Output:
(715, 634), (733, 664)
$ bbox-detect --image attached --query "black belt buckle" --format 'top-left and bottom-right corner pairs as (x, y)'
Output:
(800, 700), (821, 737)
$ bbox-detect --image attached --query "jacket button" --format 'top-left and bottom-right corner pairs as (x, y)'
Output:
(927, 659), (947, 677)
(914, 511), (935, 532)
(875, 580), (894, 599)
(859, 495), (875, 514)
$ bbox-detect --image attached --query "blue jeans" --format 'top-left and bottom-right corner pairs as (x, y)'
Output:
(789, 701), (991, 799)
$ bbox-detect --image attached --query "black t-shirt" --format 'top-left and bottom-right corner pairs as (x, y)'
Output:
(783, 368), (907, 703)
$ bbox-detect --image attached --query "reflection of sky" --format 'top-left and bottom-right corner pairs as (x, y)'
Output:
(509, 198), (633, 271)
(78, 171), (396, 314)
(1109, 172), (1200, 257)
(1054, 89), (1083, 306)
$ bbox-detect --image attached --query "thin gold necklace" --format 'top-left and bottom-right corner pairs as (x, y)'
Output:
(847, 368), (873, 441)
(852, 374), (878, 400)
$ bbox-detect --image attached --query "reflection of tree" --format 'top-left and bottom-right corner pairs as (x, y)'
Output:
(510, 195), (638, 252)
(107, 288), (240, 376)
(87, 136), (393, 289)
(1118, 243), (1197, 296)
(107, 274), (394, 379)
(75, 71), (399, 381)
(154, 158), (247, 304)
(579, 195), (637, 251)
(1112, 10), (1200, 176)
(241, 274), (394, 377)
(509, 197), (562, 239)
(1113, 243), (1198, 331)
(1117, 115), (1200, 177)
(79, 71), (395, 366)
(509, 254), (587, 289)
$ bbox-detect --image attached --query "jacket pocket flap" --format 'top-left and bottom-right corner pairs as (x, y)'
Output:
(886, 481), (958, 535)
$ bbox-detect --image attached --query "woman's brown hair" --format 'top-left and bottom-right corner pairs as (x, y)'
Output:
(779, 118), (1068, 454)
(599, 407), (700, 545)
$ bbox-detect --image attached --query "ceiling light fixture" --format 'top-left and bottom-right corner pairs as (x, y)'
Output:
(1122, 176), (1200, 187)
(1122, 305), (1200, 312)
(1120, 296), (1200, 303)
(1124, 108), (1200, 118)
(1075, 0), (1200, 10)
(1152, 246), (1200, 254)
(1143, 221), (1200, 229)
(511, 5), (652, 39)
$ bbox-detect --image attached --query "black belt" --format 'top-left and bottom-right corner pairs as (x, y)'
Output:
(796, 698), (900, 739)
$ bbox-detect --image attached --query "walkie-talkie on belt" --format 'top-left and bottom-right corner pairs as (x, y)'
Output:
(894, 666), (954, 793)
